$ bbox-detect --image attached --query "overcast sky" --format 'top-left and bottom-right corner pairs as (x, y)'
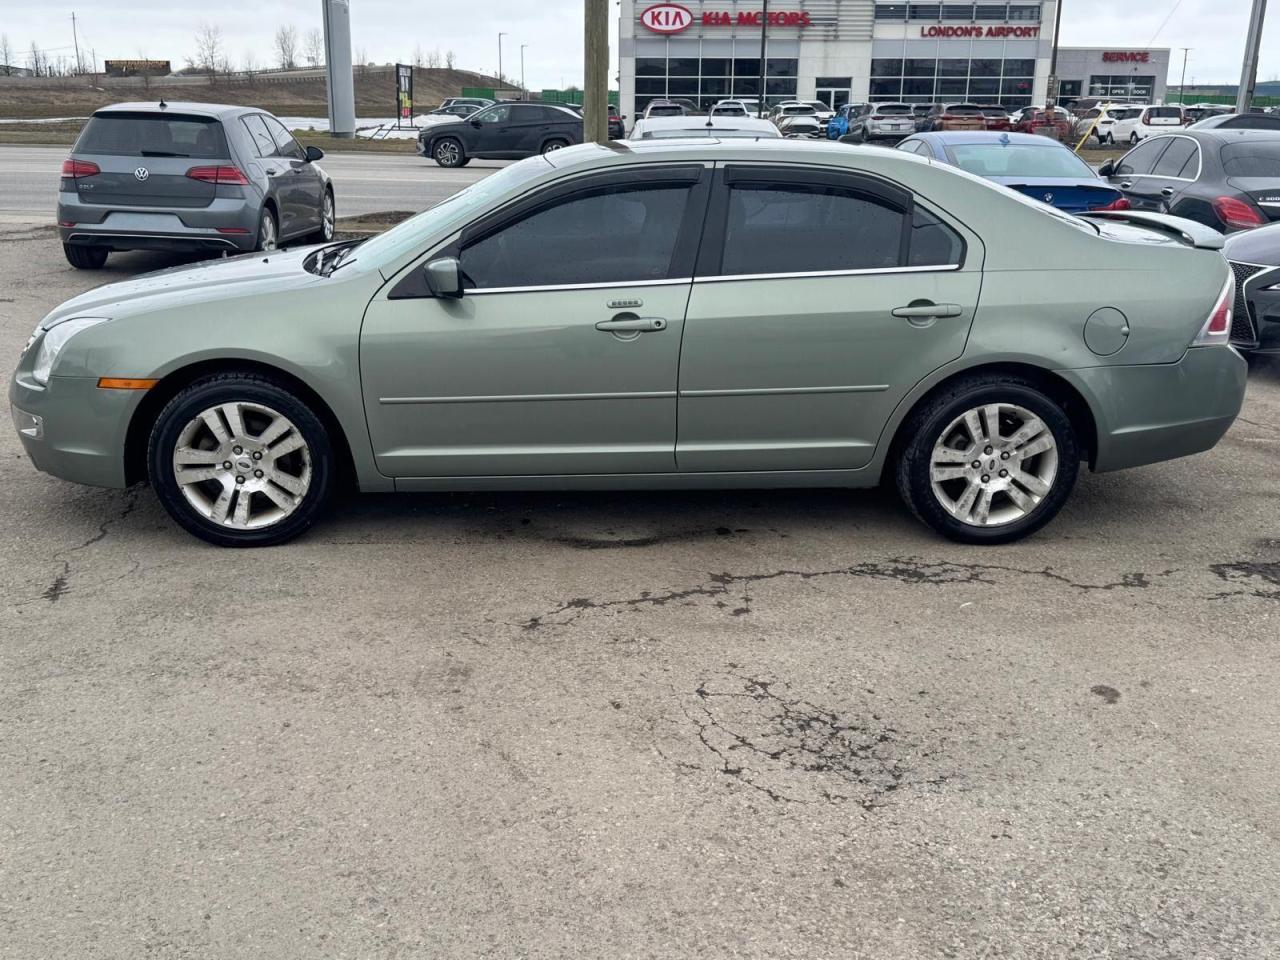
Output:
(2, 1), (1277, 89)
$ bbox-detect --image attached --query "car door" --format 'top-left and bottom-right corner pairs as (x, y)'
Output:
(1106, 137), (1176, 210)
(360, 165), (711, 478)
(676, 165), (981, 473)
(503, 103), (549, 155)
(466, 104), (512, 157)
(263, 115), (322, 236)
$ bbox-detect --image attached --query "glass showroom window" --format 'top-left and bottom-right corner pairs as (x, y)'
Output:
(870, 57), (1034, 106)
(634, 56), (797, 112)
(875, 2), (1041, 22)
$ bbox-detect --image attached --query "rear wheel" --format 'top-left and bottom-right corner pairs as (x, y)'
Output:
(1130, 132), (1139, 145)
(256, 207), (278, 252)
(147, 373), (336, 547)
(64, 244), (108, 269)
(540, 138), (569, 155)
(434, 137), (468, 167)
(313, 189), (335, 243)
(894, 375), (1080, 545)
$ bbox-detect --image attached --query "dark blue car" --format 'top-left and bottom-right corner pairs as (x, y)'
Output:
(896, 131), (1129, 214)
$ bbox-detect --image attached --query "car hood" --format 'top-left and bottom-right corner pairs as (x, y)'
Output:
(39, 246), (329, 328)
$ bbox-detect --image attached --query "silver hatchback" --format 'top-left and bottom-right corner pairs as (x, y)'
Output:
(58, 102), (335, 269)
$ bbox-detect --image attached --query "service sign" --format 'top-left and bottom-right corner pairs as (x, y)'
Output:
(1103, 51), (1151, 63)
(641, 3), (694, 33)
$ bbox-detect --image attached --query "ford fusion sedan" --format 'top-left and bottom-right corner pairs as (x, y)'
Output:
(12, 140), (1245, 547)
(58, 102), (334, 268)
(419, 101), (583, 167)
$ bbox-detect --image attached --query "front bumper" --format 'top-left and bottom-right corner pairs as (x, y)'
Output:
(1059, 347), (1248, 473)
(9, 373), (137, 488)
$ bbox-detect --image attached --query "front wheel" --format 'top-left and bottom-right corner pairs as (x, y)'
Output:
(147, 373), (336, 547)
(1130, 132), (1140, 145)
(64, 244), (108, 269)
(433, 137), (468, 167)
(894, 376), (1079, 545)
(540, 138), (569, 155)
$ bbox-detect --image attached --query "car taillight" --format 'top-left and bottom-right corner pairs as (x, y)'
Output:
(60, 158), (99, 179)
(1192, 274), (1235, 346)
(1212, 196), (1265, 230)
(1092, 197), (1131, 211)
(186, 165), (250, 185)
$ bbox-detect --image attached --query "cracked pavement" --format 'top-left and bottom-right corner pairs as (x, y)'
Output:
(2, 228), (1280, 959)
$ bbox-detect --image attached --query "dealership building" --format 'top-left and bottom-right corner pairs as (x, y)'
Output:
(618, 1), (1169, 115)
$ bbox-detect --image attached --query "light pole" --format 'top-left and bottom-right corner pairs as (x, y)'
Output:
(1047, 0), (1064, 106)
(757, 0), (769, 118)
(1178, 48), (1191, 104)
(498, 32), (507, 91)
(521, 43), (528, 99)
(1237, 0), (1268, 113)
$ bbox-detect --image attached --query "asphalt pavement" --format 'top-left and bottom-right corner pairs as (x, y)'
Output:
(3, 210), (1280, 958)
(0, 144), (502, 226)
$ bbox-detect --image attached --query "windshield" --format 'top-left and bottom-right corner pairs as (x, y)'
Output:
(341, 155), (551, 270)
(946, 142), (1095, 178)
(1221, 141), (1280, 177)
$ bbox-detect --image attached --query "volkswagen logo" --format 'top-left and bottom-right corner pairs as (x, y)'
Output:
(134, 167), (150, 182)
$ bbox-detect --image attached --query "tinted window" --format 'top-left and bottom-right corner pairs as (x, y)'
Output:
(1115, 138), (1168, 176)
(510, 104), (548, 122)
(1151, 138), (1199, 178)
(460, 184), (692, 288)
(908, 209), (964, 267)
(1221, 142), (1280, 177)
(1146, 107), (1183, 121)
(1221, 115), (1280, 129)
(473, 105), (511, 123)
(75, 112), (229, 158)
(263, 116), (303, 160)
(719, 182), (905, 275)
(240, 115), (276, 158)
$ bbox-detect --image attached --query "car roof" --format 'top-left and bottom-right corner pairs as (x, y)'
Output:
(1153, 128), (1280, 143)
(91, 101), (251, 119)
(547, 138), (934, 170)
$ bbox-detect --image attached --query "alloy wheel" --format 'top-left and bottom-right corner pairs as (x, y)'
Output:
(171, 401), (312, 530)
(928, 402), (1058, 527)
(259, 212), (277, 251)
(321, 192), (335, 241)
(436, 140), (461, 165)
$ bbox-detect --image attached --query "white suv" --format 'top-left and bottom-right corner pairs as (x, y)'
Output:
(1112, 105), (1186, 144)
(1075, 104), (1144, 144)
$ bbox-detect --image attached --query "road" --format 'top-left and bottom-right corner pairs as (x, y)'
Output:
(0, 144), (501, 226)
(2, 221), (1280, 957)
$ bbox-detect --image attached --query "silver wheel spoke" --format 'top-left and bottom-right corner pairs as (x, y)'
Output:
(932, 446), (973, 465)
(973, 488), (993, 525)
(1005, 416), (1047, 449)
(174, 446), (217, 465)
(1015, 435), (1054, 460)
(209, 488), (233, 524)
(256, 415), (293, 447)
(963, 409), (985, 445)
(176, 466), (222, 485)
(982, 404), (1002, 445)
(270, 434), (306, 459)
(232, 490), (252, 527)
(1005, 483), (1033, 512)
(260, 483), (296, 511)
(1012, 470), (1051, 497)
(200, 410), (230, 444)
(930, 464), (969, 482)
(221, 403), (246, 440)
(269, 470), (307, 496)
(954, 481), (980, 518)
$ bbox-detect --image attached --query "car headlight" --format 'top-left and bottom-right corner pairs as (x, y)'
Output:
(31, 317), (109, 385)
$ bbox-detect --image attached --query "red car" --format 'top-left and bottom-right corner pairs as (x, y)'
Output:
(980, 106), (1012, 131)
(1013, 107), (1073, 140)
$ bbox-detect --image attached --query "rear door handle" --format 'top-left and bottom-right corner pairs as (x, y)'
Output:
(1119, 181), (1133, 189)
(1161, 187), (1175, 197)
(891, 302), (963, 319)
(595, 317), (667, 332)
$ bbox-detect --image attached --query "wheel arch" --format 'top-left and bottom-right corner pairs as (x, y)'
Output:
(123, 357), (358, 490)
(881, 361), (1099, 483)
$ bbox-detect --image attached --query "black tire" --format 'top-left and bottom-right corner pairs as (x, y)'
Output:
(540, 138), (569, 155)
(309, 188), (335, 244)
(433, 137), (468, 168)
(894, 375), (1080, 545)
(147, 372), (336, 547)
(64, 244), (108, 269)
(255, 206), (278, 252)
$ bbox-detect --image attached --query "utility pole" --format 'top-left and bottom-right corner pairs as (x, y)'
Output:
(757, 0), (769, 118)
(584, 0), (609, 142)
(498, 32), (507, 91)
(521, 43), (528, 99)
(70, 11), (82, 75)
(1046, 0), (1063, 106)
(1178, 48), (1191, 104)
(1237, 0), (1268, 113)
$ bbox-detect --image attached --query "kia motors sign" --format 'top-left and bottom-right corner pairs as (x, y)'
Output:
(641, 3), (693, 33)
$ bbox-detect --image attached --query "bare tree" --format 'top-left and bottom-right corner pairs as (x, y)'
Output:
(27, 40), (45, 77)
(354, 45), (368, 75)
(274, 25), (298, 70)
(192, 22), (224, 83)
(425, 47), (442, 69)
(303, 28), (323, 68)
(0, 34), (13, 76)
(412, 44), (424, 68)
(243, 50), (259, 80)
(445, 49), (456, 70)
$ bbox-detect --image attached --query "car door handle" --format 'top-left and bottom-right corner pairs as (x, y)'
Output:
(1161, 187), (1175, 197)
(265, 168), (280, 176)
(1119, 181), (1133, 189)
(891, 302), (963, 319)
(595, 317), (667, 332)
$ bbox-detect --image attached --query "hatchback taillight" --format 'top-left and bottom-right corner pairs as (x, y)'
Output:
(61, 158), (99, 179)
(1212, 196), (1265, 230)
(1192, 274), (1235, 346)
(186, 165), (250, 185)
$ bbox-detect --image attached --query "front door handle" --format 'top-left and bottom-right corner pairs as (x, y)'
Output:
(1161, 187), (1175, 197)
(1119, 181), (1133, 189)
(595, 317), (667, 332)
(891, 302), (963, 319)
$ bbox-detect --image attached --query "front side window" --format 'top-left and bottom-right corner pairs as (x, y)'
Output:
(460, 184), (692, 289)
(241, 115), (276, 158)
(1114, 138), (1169, 176)
(473, 105), (511, 124)
(263, 116), (304, 160)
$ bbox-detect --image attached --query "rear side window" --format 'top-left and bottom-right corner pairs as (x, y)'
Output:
(510, 105), (547, 122)
(1151, 138), (1199, 178)
(719, 183), (907, 274)
(908, 209), (964, 267)
(75, 112), (228, 158)
(1221, 142), (1280, 177)
(460, 183), (692, 288)
(241, 115), (277, 157)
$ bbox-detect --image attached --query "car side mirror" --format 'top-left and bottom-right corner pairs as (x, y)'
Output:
(424, 257), (463, 299)
(1098, 160), (1115, 177)
(470, 119), (482, 128)
(304, 145), (324, 162)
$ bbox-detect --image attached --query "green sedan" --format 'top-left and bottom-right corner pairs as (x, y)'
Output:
(10, 140), (1247, 547)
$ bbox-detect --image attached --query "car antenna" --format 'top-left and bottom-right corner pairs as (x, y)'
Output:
(158, 99), (167, 110)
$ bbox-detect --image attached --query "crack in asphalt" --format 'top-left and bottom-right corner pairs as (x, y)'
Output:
(521, 557), (1172, 630)
(22, 491), (140, 605)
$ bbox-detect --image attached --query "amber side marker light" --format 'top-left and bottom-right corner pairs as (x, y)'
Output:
(97, 377), (158, 390)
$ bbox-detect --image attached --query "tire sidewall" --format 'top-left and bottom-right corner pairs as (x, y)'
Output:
(147, 376), (334, 547)
(256, 207), (278, 252)
(435, 137), (463, 167)
(899, 381), (1079, 545)
(541, 138), (568, 155)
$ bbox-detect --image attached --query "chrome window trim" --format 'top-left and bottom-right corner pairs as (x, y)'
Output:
(465, 278), (694, 296)
(1116, 134), (1202, 182)
(693, 264), (961, 284)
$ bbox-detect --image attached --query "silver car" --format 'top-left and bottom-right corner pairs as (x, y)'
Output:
(58, 102), (335, 269)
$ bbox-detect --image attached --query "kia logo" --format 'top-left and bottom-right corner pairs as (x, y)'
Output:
(134, 167), (150, 181)
(641, 2), (692, 33)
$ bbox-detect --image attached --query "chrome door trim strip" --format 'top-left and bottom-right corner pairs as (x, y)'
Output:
(380, 390), (678, 405)
(680, 384), (890, 398)
(691, 264), (960, 284)
(465, 278), (693, 296)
